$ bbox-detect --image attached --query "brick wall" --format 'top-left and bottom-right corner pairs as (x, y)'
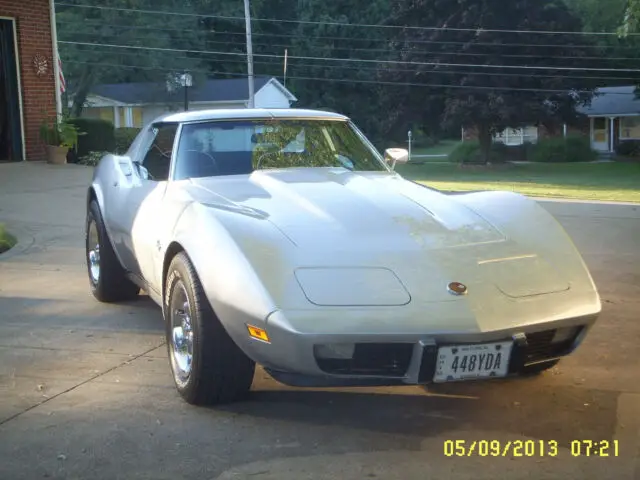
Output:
(1, 0), (56, 160)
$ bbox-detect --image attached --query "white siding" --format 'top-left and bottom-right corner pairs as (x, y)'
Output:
(255, 82), (291, 108)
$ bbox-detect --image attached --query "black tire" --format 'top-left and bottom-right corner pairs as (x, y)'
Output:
(522, 359), (560, 375)
(164, 251), (255, 405)
(86, 199), (140, 302)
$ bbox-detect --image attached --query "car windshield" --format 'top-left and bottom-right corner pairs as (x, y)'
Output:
(173, 119), (388, 180)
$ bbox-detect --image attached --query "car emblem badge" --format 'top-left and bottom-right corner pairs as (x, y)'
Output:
(447, 282), (468, 296)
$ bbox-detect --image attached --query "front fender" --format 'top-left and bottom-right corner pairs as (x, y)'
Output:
(452, 191), (600, 300)
(169, 202), (281, 346)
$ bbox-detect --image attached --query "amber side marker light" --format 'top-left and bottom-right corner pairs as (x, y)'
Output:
(247, 324), (270, 343)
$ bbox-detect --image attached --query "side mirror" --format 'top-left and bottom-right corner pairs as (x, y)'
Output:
(384, 148), (409, 169)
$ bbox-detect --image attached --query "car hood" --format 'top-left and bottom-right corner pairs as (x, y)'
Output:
(185, 168), (571, 306)
(187, 167), (506, 250)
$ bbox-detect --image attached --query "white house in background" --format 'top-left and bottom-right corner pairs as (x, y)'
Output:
(75, 76), (297, 128)
(461, 125), (543, 146)
(577, 85), (640, 153)
(492, 126), (540, 145)
(461, 85), (640, 150)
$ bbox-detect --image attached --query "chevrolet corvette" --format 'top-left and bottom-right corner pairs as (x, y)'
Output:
(85, 108), (601, 405)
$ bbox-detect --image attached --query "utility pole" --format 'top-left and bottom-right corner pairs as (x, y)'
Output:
(243, 0), (255, 108)
(283, 48), (288, 89)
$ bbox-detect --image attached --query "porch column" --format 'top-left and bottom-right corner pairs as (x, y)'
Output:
(113, 106), (120, 128)
(609, 117), (615, 153)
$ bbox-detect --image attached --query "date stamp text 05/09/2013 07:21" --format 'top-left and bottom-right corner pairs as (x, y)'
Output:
(443, 440), (620, 458)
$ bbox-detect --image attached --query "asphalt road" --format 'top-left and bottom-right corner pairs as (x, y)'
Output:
(0, 162), (638, 480)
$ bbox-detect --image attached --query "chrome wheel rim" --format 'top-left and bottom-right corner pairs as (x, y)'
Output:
(87, 220), (100, 285)
(169, 281), (193, 385)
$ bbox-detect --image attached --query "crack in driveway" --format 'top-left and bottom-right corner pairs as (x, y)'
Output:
(0, 342), (165, 427)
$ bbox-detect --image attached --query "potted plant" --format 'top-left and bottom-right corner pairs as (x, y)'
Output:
(39, 115), (82, 165)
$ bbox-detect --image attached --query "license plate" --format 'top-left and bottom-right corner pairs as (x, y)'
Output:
(433, 341), (513, 383)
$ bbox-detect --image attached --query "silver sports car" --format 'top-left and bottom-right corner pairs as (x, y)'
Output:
(85, 108), (601, 405)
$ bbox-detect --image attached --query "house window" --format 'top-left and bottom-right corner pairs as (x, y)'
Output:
(619, 117), (640, 140)
(97, 108), (114, 123)
(132, 108), (143, 128)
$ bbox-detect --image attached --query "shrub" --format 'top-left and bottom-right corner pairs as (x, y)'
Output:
(529, 135), (597, 163)
(490, 142), (533, 162)
(450, 141), (530, 164)
(449, 141), (485, 164)
(66, 118), (115, 163)
(615, 140), (640, 157)
(115, 127), (142, 154)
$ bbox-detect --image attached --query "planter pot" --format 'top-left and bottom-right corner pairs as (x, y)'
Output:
(46, 145), (69, 165)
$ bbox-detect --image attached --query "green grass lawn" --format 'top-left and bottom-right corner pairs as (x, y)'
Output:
(395, 161), (640, 203)
(411, 139), (461, 159)
(0, 223), (17, 254)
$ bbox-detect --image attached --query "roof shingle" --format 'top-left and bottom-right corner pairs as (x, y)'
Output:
(579, 86), (640, 117)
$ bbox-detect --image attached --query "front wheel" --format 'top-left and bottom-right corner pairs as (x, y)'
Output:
(164, 251), (255, 405)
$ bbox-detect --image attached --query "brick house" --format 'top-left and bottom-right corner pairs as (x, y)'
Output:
(0, 0), (61, 161)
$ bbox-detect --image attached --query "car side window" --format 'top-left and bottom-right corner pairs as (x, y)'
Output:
(140, 124), (179, 181)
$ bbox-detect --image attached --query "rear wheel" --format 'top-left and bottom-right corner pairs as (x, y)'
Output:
(165, 251), (255, 405)
(86, 199), (140, 302)
(522, 359), (560, 375)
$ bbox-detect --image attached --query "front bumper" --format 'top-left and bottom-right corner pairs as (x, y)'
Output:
(238, 310), (597, 388)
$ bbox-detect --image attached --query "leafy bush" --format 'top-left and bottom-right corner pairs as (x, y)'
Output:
(39, 116), (82, 149)
(115, 127), (142, 154)
(615, 140), (640, 157)
(490, 142), (533, 162)
(450, 141), (529, 164)
(449, 141), (485, 164)
(529, 135), (597, 163)
(66, 118), (115, 162)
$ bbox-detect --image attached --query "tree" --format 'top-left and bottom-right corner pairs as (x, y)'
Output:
(380, 0), (604, 163)
(282, 0), (392, 144)
(56, 0), (211, 115)
(563, 0), (627, 32)
(620, 0), (640, 34)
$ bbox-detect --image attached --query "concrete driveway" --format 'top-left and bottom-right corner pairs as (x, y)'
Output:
(0, 161), (638, 480)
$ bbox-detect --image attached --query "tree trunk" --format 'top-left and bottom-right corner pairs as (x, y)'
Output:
(71, 66), (95, 118)
(477, 124), (492, 165)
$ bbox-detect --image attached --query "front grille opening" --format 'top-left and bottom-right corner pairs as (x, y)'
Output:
(522, 327), (582, 364)
(314, 343), (413, 377)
